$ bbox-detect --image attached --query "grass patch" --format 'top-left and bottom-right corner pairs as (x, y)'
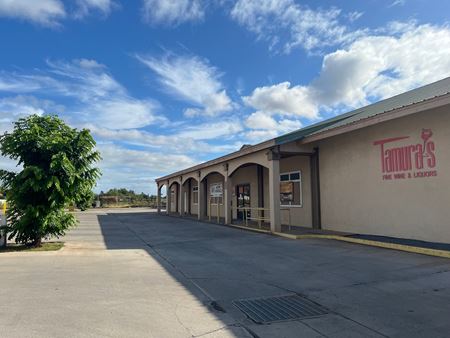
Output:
(0, 241), (64, 253)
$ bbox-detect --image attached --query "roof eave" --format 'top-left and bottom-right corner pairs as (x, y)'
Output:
(301, 93), (450, 145)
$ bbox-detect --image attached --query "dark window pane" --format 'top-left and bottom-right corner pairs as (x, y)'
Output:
(280, 174), (289, 181)
(290, 172), (300, 180)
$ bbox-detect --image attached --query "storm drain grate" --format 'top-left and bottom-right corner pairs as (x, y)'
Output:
(233, 294), (328, 324)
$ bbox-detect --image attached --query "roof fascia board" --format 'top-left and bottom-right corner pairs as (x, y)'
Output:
(274, 111), (362, 145)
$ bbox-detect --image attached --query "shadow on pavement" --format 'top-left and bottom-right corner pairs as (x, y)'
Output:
(92, 210), (450, 338)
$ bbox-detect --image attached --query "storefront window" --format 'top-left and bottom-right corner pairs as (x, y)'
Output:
(280, 171), (302, 207)
(192, 186), (198, 204)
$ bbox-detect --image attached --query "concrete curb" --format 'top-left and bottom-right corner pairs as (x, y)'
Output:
(227, 223), (271, 234)
(273, 232), (450, 259)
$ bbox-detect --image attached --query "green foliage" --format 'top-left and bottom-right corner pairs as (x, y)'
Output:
(0, 115), (101, 246)
(99, 188), (157, 208)
(77, 189), (95, 211)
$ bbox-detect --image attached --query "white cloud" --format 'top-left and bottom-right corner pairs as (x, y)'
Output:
(243, 82), (318, 119)
(0, 59), (162, 130)
(0, 0), (66, 26)
(74, 0), (116, 18)
(137, 54), (234, 117)
(142, 0), (204, 26)
(245, 111), (277, 130)
(347, 11), (363, 22)
(176, 120), (243, 140)
(0, 58), (244, 193)
(96, 144), (197, 194)
(244, 111), (301, 142)
(88, 118), (243, 155)
(0, 0), (116, 26)
(312, 23), (450, 106)
(0, 95), (64, 133)
(244, 23), (450, 126)
(230, 0), (361, 53)
(389, 0), (405, 8)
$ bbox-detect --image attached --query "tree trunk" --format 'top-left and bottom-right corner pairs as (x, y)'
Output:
(33, 236), (42, 247)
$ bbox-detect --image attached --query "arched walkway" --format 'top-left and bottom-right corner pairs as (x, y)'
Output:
(168, 181), (180, 214)
(200, 171), (226, 223)
(181, 177), (199, 217)
(157, 183), (167, 213)
(229, 163), (270, 228)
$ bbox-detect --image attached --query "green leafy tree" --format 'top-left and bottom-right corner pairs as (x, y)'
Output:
(0, 115), (101, 246)
(77, 189), (95, 211)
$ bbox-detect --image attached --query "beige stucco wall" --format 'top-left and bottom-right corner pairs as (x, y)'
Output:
(318, 105), (450, 243)
(280, 155), (312, 227)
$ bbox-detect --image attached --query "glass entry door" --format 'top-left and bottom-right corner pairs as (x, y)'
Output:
(236, 184), (251, 220)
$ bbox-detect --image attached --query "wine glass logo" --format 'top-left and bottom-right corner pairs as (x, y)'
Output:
(421, 129), (433, 158)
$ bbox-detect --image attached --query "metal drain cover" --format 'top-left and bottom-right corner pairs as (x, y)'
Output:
(233, 294), (328, 324)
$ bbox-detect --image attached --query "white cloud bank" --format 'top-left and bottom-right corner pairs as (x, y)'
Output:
(0, 59), (161, 130)
(230, 0), (362, 53)
(137, 53), (234, 117)
(243, 22), (450, 141)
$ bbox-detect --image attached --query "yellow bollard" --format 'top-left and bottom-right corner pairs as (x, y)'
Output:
(2, 201), (5, 214)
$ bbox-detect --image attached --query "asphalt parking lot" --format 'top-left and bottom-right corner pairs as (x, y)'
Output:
(1, 209), (450, 338)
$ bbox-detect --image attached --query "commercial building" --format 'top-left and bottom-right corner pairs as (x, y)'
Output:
(156, 77), (450, 244)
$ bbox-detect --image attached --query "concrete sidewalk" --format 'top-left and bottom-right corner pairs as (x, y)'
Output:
(0, 209), (249, 338)
(1, 209), (450, 337)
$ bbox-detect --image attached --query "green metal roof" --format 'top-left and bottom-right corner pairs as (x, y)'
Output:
(275, 77), (450, 145)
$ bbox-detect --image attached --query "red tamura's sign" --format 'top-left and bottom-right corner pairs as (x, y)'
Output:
(373, 129), (437, 181)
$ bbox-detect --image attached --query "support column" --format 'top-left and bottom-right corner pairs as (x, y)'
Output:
(166, 181), (171, 215)
(198, 179), (205, 220)
(311, 147), (322, 229)
(268, 152), (281, 233)
(157, 183), (161, 213)
(257, 165), (264, 217)
(179, 181), (184, 216)
(224, 175), (232, 225)
(188, 179), (191, 215)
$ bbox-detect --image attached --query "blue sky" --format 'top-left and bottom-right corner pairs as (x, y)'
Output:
(0, 0), (450, 194)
